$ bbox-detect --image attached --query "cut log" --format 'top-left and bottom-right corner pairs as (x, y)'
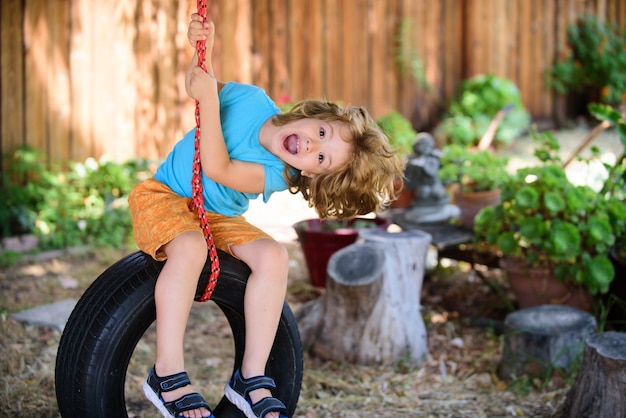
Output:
(498, 304), (597, 381)
(556, 331), (626, 418)
(296, 229), (432, 365)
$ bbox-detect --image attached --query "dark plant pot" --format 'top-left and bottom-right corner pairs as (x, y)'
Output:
(500, 258), (592, 312)
(454, 188), (501, 229)
(293, 217), (390, 288)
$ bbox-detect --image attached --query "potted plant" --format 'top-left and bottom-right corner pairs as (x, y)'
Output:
(473, 131), (626, 310)
(293, 217), (390, 288)
(438, 144), (510, 228)
(589, 103), (626, 325)
(547, 15), (626, 109)
(377, 111), (418, 208)
(435, 74), (530, 148)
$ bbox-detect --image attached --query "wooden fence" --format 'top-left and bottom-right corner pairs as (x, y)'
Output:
(1, 0), (625, 170)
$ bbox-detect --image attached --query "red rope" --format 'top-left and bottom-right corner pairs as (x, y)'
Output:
(189, 0), (220, 302)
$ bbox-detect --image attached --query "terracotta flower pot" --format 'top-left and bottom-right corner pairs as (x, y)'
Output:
(293, 218), (390, 288)
(500, 258), (592, 312)
(454, 188), (501, 229)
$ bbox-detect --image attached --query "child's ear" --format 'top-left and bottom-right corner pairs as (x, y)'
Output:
(301, 170), (316, 179)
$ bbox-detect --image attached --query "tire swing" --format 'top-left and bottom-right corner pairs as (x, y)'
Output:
(56, 1), (302, 416)
(55, 250), (303, 417)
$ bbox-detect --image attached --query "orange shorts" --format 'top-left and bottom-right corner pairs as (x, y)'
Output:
(128, 178), (272, 261)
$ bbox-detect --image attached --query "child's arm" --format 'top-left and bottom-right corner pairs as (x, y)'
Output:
(186, 14), (266, 194)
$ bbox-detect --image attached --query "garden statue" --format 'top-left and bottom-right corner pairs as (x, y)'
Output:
(403, 133), (459, 224)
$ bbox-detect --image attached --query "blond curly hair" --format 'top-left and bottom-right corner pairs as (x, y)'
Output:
(272, 100), (405, 219)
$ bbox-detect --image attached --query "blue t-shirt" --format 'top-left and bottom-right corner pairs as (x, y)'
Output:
(154, 82), (286, 217)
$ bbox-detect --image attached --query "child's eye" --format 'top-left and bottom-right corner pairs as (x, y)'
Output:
(319, 127), (325, 139)
(318, 153), (325, 164)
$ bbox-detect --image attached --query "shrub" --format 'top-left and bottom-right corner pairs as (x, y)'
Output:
(548, 15), (626, 107)
(436, 74), (530, 147)
(1, 146), (151, 250)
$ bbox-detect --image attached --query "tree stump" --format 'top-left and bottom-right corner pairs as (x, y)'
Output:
(498, 304), (596, 381)
(296, 229), (432, 365)
(556, 331), (626, 418)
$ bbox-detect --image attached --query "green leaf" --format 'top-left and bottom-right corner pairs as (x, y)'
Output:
(544, 191), (566, 213)
(518, 215), (548, 244)
(589, 103), (622, 124)
(496, 231), (518, 255)
(584, 254), (615, 295)
(587, 215), (615, 247)
(515, 186), (539, 209)
(550, 222), (581, 257)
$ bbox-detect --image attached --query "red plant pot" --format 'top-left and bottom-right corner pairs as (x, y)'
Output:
(293, 217), (390, 287)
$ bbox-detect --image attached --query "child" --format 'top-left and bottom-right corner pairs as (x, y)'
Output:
(128, 12), (404, 418)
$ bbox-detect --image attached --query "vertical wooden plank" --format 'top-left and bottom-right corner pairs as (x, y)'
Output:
(539, 0), (555, 118)
(154, 0), (179, 157)
(370, 0), (390, 117)
(420, 0), (443, 129)
(1, 0), (25, 166)
(386, 0), (399, 113)
(492, 0), (508, 77)
(288, 0), (306, 100)
(134, 0), (156, 160)
(505, 0), (520, 88)
(396, 0), (415, 117)
(552, 0), (569, 124)
(323, 0), (342, 103)
(351, 0), (369, 106)
(69, 0), (94, 162)
(517, 0), (533, 116)
(306, 0), (323, 99)
(218, 0), (237, 81)
(269, 0), (289, 100)
(47, 0), (71, 165)
(235, 0), (252, 83)
(174, 0), (196, 137)
(531, 0), (543, 116)
(251, 0), (270, 89)
(24, 0), (49, 162)
(340, 0), (355, 103)
(463, 0), (478, 77)
(442, 0), (462, 112)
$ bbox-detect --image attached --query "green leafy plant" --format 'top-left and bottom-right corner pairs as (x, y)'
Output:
(438, 145), (510, 193)
(0, 146), (51, 238)
(436, 74), (530, 147)
(589, 103), (626, 263)
(474, 131), (626, 295)
(1, 146), (151, 250)
(548, 15), (626, 107)
(377, 111), (418, 157)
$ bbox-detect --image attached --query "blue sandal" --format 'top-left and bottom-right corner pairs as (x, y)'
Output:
(143, 366), (214, 418)
(224, 369), (288, 418)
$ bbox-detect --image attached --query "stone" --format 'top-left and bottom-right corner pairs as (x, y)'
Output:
(11, 298), (77, 331)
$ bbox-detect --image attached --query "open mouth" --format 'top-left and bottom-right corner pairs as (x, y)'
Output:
(283, 134), (299, 155)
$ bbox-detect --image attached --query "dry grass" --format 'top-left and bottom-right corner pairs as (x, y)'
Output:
(0, 245), (570, 417)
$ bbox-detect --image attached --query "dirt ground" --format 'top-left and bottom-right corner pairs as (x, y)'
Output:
(2, 128), (622, 417)
(1, 239), (570, 418)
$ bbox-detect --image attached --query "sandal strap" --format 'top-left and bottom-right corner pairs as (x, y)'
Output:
(147, 366), (191, 394)
(164, 392), (212, 416)
(230, 369), (277, 399)
(251, 396), (288, 418)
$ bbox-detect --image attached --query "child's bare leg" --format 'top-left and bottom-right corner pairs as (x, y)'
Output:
(154, 230), (210, 418)
(232, 239), (289, 417)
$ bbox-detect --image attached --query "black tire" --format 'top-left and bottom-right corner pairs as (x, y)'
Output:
(55, 250), (303, 417)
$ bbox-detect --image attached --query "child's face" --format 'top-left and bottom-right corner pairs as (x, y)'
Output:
(270, 119), (353, 178)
